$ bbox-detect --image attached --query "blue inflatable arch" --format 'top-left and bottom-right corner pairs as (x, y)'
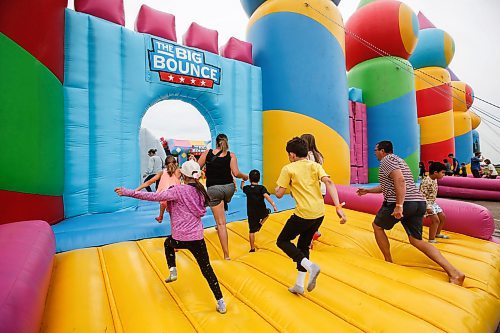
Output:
(63, 10), (262, 217)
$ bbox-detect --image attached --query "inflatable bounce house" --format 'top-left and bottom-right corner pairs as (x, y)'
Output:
(1, 0), (499, 332)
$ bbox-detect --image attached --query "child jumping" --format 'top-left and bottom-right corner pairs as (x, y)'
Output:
(115, 160), (227, 314)
(136, 155), (181, 223)
(241, 169), (278, 252)
(274, 137), (346, 295)
(419, 162), (450, 243)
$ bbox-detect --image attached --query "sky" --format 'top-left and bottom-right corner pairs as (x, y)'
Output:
(68, 0), (500, 160)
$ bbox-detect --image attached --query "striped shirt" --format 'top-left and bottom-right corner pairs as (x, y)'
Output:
(379, 154), (424, 202)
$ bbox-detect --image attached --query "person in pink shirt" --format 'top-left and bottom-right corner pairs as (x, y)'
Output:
(115, 160), (227, 314)
(136, 155), (181, 223)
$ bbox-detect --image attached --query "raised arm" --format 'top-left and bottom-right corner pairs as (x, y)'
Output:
(197, 150), (209, 169)
(356, 185), (382, 196)
(115, 187), (177, 202)
(135, 172), (162, 191)
(230, 153), (248, 180)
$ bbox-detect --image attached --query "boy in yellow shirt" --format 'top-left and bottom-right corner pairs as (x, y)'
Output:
(275, 137), (347, 294)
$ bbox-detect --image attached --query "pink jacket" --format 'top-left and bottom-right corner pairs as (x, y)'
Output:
(122, 184), (206, 241)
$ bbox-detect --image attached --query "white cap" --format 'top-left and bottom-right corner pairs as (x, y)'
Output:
(180, 160), (201, 179)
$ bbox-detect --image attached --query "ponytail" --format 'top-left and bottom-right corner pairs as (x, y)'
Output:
(218, 138), (228, 153)
(216, 133), (229, 153)
(165, 155), (177, 176)
(192, 178), (211, 206)
(300, 133), (324, 165)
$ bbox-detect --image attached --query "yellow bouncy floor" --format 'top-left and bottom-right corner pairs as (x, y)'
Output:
(41, 206), (500, 333)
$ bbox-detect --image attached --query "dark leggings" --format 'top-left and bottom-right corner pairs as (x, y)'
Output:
(143, 174), (160, 192)
(276, 214), (324, 272)
(164, 236), (223, 300)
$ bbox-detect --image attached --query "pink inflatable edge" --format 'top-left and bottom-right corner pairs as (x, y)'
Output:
(183, 22), (218, 54)
(438, 175), (500, 191)
(0, 221), (55, 333)
(220, 37), (253, 64)
(74, 0), (125, 26)
(135, 4), (177, 42)
(325, 185), (495, 240)
(438, 185), (500, 201)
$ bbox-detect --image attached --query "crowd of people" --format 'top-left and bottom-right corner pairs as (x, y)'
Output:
(115, 134), (467, 315)
(418, 152), (497, 179)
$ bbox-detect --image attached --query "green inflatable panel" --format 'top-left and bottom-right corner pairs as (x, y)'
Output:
(348, 56), (414, 107)
(369, 150), (420, 182)
(0, 33), (63, 195)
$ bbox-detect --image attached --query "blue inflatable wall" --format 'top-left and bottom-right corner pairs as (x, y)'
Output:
(64, 10), (262, 217)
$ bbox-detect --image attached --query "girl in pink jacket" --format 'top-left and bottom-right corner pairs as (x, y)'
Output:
(115, 160), (226, 314)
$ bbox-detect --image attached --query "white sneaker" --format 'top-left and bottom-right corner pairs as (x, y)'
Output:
(216, 299), (227, 314)
(436, 234), (450, 239)
(288, 285), (304, 295)
(428, 239), (438, 244)
(307, 263), (321, 292)
(165, 267), (177, 283)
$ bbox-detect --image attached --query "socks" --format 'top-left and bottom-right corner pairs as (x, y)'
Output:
(300, 258), (313, 271)
(296, 271), (306, 288)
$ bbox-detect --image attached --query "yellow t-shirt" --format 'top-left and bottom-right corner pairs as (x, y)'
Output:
(276, 159), (328, 219)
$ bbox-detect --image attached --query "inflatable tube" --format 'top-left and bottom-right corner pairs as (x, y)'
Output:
(326, 185), (495, 240)
(438, 176), (500, 191)
(409, 28), (455, 69)
(345, 1), (419, 71)
(0, 221), (55, 333)
(438, 185), (500, 202)
(415, 67), (455, 166)
(348, 57), (420, 182)
(248, 0), (351, 188)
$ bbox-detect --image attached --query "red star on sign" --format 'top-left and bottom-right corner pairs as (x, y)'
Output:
(159, 71), (214, 88)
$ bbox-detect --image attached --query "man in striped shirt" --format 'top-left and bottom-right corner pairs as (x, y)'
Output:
(357, 141), (465, 286)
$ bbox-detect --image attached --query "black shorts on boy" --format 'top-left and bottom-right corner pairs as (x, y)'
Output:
(248, 208), (271, 233)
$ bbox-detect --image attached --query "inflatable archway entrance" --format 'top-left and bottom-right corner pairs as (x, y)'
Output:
(63, 10), (262, 218)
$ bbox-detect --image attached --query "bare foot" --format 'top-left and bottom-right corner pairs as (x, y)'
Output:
(224, 257), (231, 260)
(155, 217), (163, 223)
(449, 272), (465, 286)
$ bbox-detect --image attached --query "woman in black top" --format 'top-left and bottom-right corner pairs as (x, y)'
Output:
(198, 134), (248, 260)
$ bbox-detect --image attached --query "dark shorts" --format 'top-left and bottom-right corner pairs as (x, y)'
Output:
(248, 208), (271, 233)
(374, 201), (426, 240)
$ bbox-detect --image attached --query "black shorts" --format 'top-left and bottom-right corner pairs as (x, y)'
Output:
(374, 201), (426, 240)
(248, 209), (271, 233)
